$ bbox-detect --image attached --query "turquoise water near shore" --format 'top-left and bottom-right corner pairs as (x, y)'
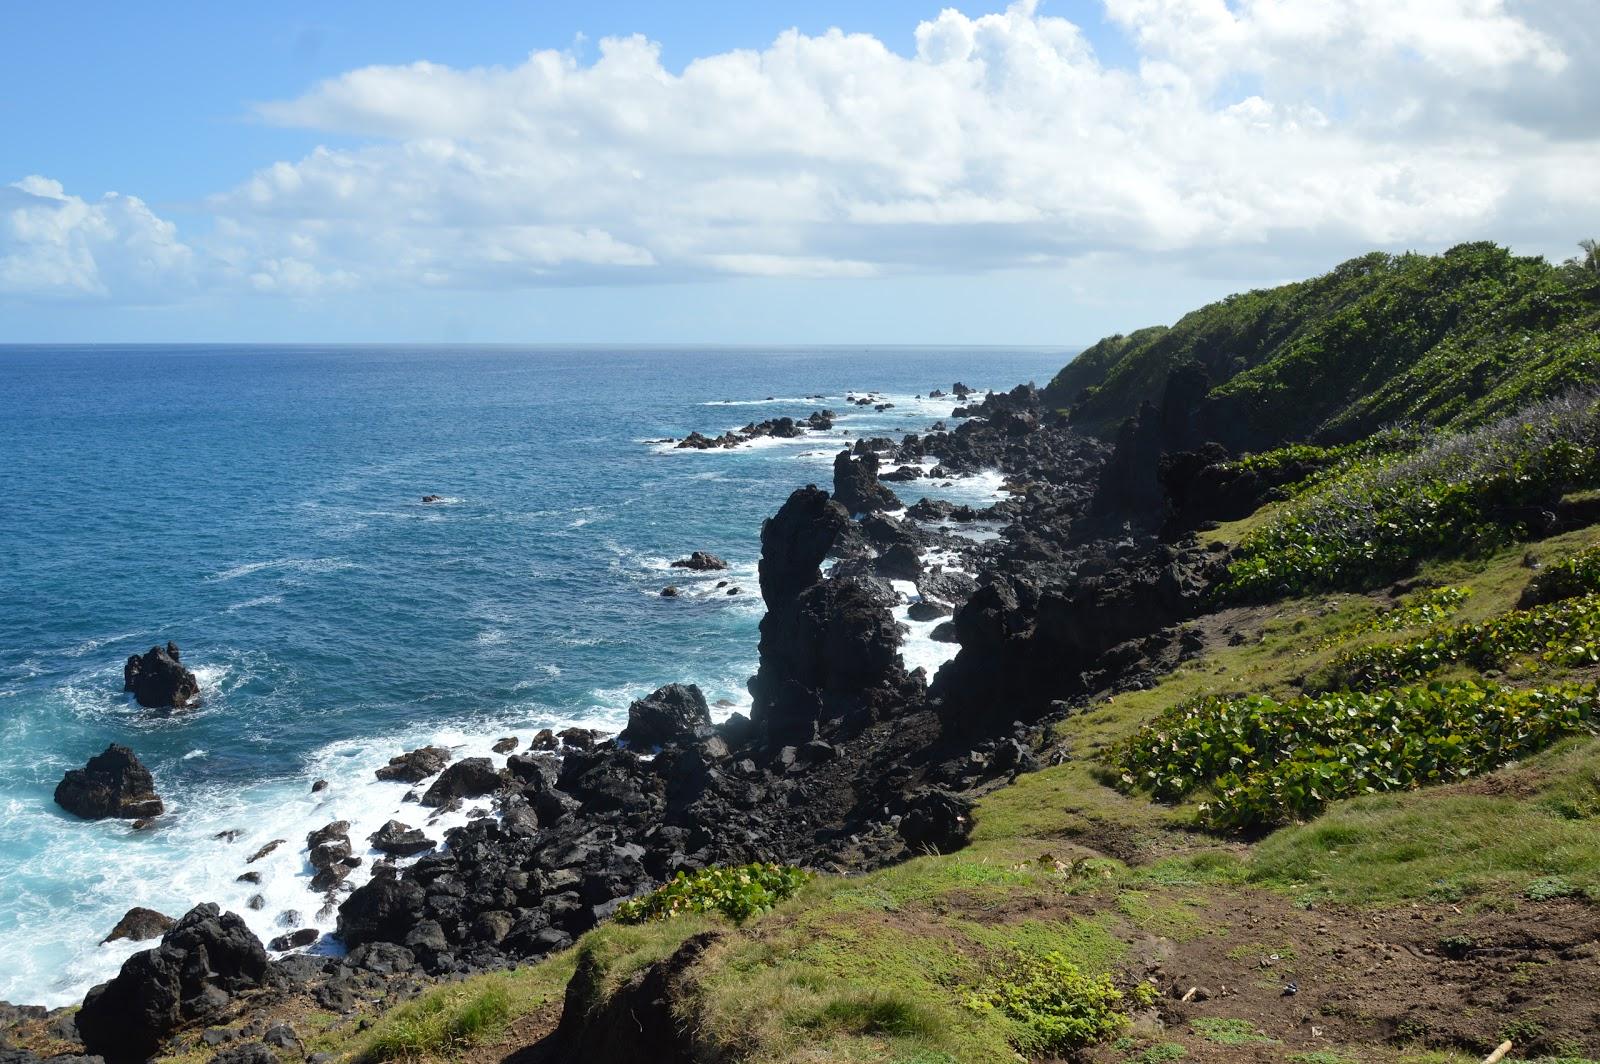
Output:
(0, 344), (1067, 1005)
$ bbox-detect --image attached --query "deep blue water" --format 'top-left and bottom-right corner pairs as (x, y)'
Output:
(0, 344), (1069, 1004)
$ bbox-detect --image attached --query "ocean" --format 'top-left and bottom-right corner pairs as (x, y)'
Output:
(0, 344), (1069, 1006)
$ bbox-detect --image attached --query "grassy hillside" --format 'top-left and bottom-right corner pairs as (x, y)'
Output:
(134, 516), (1600, 1064)
(1045, 243), (1600, 446)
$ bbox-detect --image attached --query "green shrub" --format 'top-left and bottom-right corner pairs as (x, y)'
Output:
(1524, 545), (1600, 606)
(1367, 586), (1474, 632)
(1223, 389), (1600, 599)
(1330, 593), (1600, 688)
(614, 863), (809, 925)
(1113, 681), (1600, 828)
(965, 951), (1144, 1053)
(360, 983), (513, 1062)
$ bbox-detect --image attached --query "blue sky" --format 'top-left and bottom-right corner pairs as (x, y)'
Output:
(1, 1), (1594, 343)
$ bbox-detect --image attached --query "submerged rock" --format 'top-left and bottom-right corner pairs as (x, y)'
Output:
(122, 642), (199, 710)
(54, 745), (164, 820)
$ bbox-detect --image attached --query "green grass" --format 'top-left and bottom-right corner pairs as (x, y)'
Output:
(358, 982), (514, 1062)
(1247, 736), (1600, 905)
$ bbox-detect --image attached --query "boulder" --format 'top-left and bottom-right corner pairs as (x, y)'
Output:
(619, 684), (712, 749)
(420, 758), (503, 808)
(369, 820), (433, 857)
(122, 642), (200, 710)
(101, 906), (174, 945)
(54, 745), (164, 820)
(669, 552), (729, 572)
(266, 929), (318, 952)
(898, 789), (974, 854)
(336, 867), (426, 950)
(78, 903), (269, 1062)
(374, 746), (451, 783)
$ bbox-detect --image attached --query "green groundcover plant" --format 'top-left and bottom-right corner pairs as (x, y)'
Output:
(1523, 545), (1600, 606)
(1113, 681), (1600, 828)
(965, 951), (1153, 1053)
(614, 862), (810, 925)
(1330, 592), (1600, 688)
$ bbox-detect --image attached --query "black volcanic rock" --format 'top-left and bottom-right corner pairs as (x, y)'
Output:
(55, 745), (164, 820)
(374, 746), (451, 783)
(420, 758), (503, 807)
(756, 485), (852, 608)
(369, 819), (434, 857)
(669, 551), (728, 572)
(337, 866), (426, 950)
(78, 903), (269, 1062)
(750, 575), (917, 747)
(619, 683), (712, 749)
(122, 642), (199, 710)
(832, 450), (902, 515)
(102, 906), (175, 944)
(898, 788), (974, 854)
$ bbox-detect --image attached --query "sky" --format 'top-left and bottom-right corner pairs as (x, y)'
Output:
(2, 0), (1596, 344)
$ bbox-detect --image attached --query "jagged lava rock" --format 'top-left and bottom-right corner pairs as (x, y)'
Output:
(420, 758), (503, 807)
(78, 903), (269, 1062)
(669, 551), (728, 571)
(374, 745), (451, 783)
(619, 683), (712, 749)
(54, 745), (164, 820)
(122, 642), (200, 710)
(832, 450), (902, 515)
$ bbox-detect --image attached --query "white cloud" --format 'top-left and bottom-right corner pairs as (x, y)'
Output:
(215, 0), (1596, 291)
(0, 177), (193, 300)
(14, 0), (1600, 309)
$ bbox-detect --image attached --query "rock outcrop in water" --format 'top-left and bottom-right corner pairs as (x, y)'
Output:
(54, 744), (164, 820)
(78, 903), (269, 1061)
(669, 552), (728, 572)
(122, 642), (199, 710)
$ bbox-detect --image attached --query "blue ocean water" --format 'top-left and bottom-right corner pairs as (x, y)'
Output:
(0, 344), (1068, 1005)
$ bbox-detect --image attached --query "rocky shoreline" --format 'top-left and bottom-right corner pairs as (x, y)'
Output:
(4, 381), (1231, 1064)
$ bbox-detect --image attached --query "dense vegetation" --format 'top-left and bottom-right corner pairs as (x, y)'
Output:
(1048, 242), (1600, 445)
(1222, 389), (1600, 598)
(1523, 544), (1600, 606)
(1113, 681), (1600, 828)
(1328, 593), (1600, 689)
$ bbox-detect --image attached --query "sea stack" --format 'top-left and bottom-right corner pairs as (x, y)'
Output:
(123, 641), (200, 710)
(55, 744), (165, 820)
